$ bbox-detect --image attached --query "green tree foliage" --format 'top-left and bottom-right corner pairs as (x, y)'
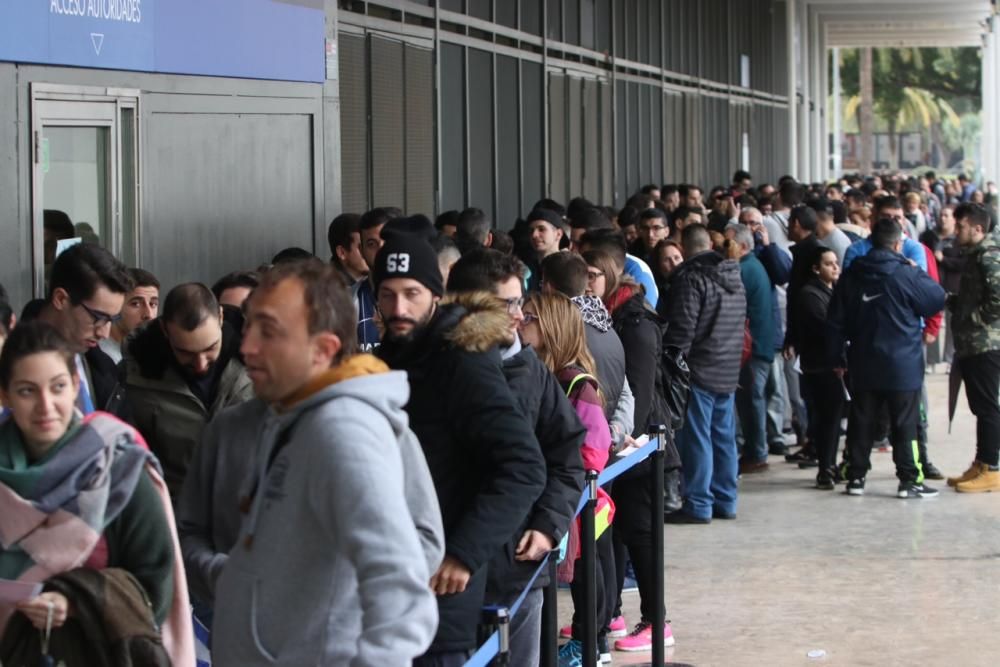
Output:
(841, 47), (981, 108)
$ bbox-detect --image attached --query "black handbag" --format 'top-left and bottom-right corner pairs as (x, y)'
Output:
(660, 344), (691, 433)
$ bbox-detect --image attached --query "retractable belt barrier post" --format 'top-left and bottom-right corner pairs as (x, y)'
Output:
(649, 424), (668, 667)
(580, 470), (599, 667)
(464, 436), (663, 667)
(539, 551), (559, 667)
(476, 606), (510, 667)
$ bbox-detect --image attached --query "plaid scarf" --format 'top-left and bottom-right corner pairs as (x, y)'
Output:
(0, 412), (153, 583)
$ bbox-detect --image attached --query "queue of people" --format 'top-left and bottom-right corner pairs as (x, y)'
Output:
(1, 167), (998, 667)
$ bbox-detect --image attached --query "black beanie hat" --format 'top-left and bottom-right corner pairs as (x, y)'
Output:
(372, 235), (444, 297)
(527, 208), (566, 232)
(382, 214), (437, 243)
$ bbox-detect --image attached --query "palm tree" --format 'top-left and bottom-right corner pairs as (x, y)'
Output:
(858, 48), (874, 173)
(845, 86), (960, 169)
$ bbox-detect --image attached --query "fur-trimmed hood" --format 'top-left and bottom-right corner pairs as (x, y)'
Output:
(376, 291), (513, 369)
(439, 291), (513, 353)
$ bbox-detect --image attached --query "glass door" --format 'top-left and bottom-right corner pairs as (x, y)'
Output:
(31, 85), (139, 296)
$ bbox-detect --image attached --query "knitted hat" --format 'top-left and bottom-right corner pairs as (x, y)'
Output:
(372, 235), (444, 297)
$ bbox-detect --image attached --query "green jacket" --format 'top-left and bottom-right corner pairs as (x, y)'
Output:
(124, 320), (254, 499)
(951, 235), (1000, 359)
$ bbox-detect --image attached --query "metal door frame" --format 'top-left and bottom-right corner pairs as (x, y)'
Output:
(30, 83), (140, 296)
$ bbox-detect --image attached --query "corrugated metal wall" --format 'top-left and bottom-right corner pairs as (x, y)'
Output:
(339, 0), (791, 223)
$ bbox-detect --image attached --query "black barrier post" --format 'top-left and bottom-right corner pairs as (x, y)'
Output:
(539, 552), (559, 667)
(649, 424), (668, 667)
(478, 605), (510, 666)
(580, 470), (598, 667)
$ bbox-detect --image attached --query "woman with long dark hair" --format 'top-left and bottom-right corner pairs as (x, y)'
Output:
(0, 321), (193, 666)
(795, 246), (844, 488)
(583, 248), (676, 653)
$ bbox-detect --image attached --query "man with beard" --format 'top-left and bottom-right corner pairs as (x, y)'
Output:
(374, 232), (546, 666)
(125, 283), (254, 499)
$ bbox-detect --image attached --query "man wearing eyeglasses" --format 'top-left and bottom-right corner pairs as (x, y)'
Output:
(629, 208), (670, 266)
(35, 243), (132, 416)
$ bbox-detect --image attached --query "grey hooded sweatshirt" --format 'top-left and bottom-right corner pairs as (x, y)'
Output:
(211, 362), (443, 666)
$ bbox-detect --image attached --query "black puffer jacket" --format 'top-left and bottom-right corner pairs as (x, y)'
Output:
(487, 342), (586, 603)
(662, 251), (746, 394)
(377, 292), (546, 653)
(610, 287), (681, 472)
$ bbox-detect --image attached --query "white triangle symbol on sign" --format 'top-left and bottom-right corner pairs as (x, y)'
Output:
(91, 33), (104, 55)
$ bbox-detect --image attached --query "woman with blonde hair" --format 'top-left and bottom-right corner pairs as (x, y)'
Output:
(519, 292), (616, 664)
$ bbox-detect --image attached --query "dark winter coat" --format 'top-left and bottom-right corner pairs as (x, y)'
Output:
(662, 251), (747, 394)
(611, 289), (671, 438)
(84, 346), (130, 420)
(785, 234), (825, 349)
(794, 278), (834, 373)
(124, 307), (254, 499)
(827, 247), (946, 392)
(377, 292), (546, 653)
(0, 568), (171, 667)
(488, 343), (586, 602)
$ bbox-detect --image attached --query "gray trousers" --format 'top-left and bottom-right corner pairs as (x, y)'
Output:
(508, 588), (543, 667)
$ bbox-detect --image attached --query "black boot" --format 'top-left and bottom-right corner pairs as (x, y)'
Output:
(663, 468), (683, 516)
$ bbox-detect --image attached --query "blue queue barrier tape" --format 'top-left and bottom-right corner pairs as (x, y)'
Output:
(574, 439), (659, 517)
(464, 630), (501, 667)
(508, 553), (550, 617)
(464, 435), (664, 667)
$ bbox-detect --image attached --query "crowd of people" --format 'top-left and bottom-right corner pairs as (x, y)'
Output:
(0, 167), (998, 667)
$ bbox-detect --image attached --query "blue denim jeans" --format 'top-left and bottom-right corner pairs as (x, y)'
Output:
(676, 384), (738, 520)
(737, 358), (771, 463)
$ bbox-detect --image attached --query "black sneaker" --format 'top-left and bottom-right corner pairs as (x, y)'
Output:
(922, 461), (945, 480)
(816, 470), (836, 490)
(846, 478), (866, 496)
(898, 481), (939, 499)
(598, 634), (612, 664)
(785, 448), (815, 463)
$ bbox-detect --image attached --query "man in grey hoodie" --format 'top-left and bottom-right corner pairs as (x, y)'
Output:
(211, 260), (443, 667)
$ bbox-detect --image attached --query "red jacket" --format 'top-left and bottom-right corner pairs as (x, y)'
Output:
(922, 245), (943, 340)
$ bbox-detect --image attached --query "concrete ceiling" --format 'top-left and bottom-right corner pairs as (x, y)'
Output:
(806, 0), (994, 48)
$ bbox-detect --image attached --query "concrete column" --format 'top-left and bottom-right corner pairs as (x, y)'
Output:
(985, 22), (999, 184)
(786, 0), (798, 179)
(832, 47), (842, 178)
(813, 10), (826, 182)
(322, 0), (343, 247)
(797, 2), (811, 181)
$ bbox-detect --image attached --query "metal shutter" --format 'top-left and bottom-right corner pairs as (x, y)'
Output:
(548, 73), (567, 205)
(339, 33), (369, 214)
(496, 54), (522, 228)
(405, 44), (435, 216)
(567, 76), (583, 199)
(521, 61), (544, 215)
(600, 81), (613, 205)
(370, 36), (405, 209)
(582, 78), (600, 203)
(439, 43), (467, 212)
(468, 48), (495, 218)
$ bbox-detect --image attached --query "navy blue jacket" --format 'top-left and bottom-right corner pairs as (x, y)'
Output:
(826, 248), (946, 392)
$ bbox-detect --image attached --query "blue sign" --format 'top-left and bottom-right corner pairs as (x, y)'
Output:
(0, 0), (325, 83)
